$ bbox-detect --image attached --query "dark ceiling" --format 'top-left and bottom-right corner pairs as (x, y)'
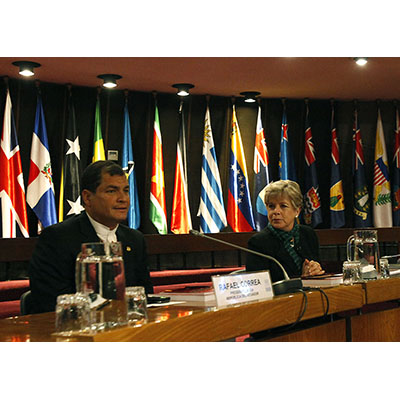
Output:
(0, 57), (399, 101)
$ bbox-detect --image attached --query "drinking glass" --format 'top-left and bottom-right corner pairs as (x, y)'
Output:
(342, 260), (362, 285)
(379, 258), (390, 279)
(55, 293), (91, 336)
(125, 286), (148, 326)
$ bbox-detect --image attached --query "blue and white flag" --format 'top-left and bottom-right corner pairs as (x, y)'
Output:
(197, 104), (227, 233)
(122, 102), (140, 229)
(252, 105), (270, 231)
(26, 92), (57, 231)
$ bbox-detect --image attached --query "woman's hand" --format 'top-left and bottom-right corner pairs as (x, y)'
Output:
(302, 259), (325, 277)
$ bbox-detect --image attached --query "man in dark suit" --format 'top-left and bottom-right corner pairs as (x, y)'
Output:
(29, 161), (153, 313)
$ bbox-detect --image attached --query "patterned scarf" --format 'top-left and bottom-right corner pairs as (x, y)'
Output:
(267, 222), (303, 272)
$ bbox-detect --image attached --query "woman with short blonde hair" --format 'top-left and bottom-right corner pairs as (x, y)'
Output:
(246, 180), (324, 283)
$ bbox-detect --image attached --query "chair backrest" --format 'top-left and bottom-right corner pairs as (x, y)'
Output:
(20, 290), (34, 316)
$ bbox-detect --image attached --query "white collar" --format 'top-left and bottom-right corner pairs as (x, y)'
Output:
(86, 212), (118, 243)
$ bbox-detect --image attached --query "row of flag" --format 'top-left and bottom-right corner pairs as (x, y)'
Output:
(1, 86), (400, 238)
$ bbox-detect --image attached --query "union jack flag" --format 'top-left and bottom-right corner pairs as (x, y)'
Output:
(0, 89), (29, 238)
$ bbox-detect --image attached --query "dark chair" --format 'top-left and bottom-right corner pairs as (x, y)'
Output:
(20, 290), (34, 315)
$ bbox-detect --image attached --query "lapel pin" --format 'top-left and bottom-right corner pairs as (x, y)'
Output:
(126, 246), (131, 252)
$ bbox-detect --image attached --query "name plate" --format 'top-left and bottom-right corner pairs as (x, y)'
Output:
(211, 270), (273, 308)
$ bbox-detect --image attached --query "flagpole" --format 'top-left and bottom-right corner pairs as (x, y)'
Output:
(35, 79), (42, 233)
(35, 79), (41, 95)
(305, 97), (309, 122)
(58, 84), (70, 222)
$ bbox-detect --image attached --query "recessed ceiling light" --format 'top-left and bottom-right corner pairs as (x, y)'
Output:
(240, 91), (261, 103)
(172, 83), (195, 97)
(12, 61), (41, 77)
(354, 57), (368, 66)
(97, 74), (122, 89)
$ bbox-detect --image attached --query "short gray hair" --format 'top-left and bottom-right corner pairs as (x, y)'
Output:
(263, 180), (303, 209)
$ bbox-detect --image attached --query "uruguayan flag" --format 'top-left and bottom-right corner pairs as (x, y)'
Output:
(197, 105), (227, 233)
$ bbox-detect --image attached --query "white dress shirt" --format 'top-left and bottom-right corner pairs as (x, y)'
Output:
(86, 212), (118, 244)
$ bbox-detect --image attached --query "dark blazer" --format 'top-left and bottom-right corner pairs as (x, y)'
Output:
(29, 212), (153, 313)
(246, 225), (321, 283)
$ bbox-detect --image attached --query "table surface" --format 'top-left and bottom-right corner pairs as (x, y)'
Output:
(0, 282), (371, 342)
(3, 278), (400, 342)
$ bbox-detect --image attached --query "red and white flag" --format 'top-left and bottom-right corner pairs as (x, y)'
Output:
(0, 90), (29, 238)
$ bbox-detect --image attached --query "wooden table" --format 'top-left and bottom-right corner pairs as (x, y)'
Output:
(0, 284), (365, 342)
(349, 278), (400, 341)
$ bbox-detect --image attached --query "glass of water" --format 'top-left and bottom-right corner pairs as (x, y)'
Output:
(55, 293), (91, 336)
(125, 286), (148, 326)
(343, 260), (362, 285)
(379, 259), (390, 279)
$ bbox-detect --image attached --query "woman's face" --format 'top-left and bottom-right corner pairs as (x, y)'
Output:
(266, 195), (300, 232)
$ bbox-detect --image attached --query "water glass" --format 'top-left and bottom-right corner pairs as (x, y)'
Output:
(55, 293), (91, 335)
(342, 260), (362, 285)
(379, 259), (390, 279)
(125, 286), (148, 326)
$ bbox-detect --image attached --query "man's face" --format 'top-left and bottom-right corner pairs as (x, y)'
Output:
(83, 172), (130, 229)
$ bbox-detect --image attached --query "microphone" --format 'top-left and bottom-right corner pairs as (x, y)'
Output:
(189, 229), (303, 295)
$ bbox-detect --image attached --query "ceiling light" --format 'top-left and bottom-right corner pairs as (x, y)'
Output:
(354, 57), (368, 66)
(12, 61), (41, 77)
(97, 74), (122, 88)
(172, 83), (194, 97)
(240, 91), (261, 103)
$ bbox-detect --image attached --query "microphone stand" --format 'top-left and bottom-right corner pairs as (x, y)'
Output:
(189, 230), (303, 295)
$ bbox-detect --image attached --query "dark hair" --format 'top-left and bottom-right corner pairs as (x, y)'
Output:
(81, 161), (125, 193)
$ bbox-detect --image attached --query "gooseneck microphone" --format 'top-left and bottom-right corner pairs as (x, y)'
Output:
(189, 229), (303, 295)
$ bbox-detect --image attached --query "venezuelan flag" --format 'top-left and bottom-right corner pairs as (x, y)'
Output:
(227, 105), (255, 232)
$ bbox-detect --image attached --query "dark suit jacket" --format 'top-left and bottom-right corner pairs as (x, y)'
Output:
(246, 225), (321, 283)
(29, 212), (153, 313)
